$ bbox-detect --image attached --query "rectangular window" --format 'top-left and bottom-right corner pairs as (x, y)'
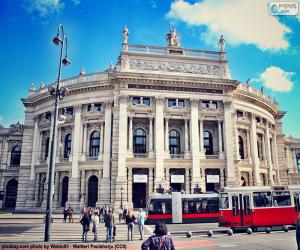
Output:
(87, 103), (101, 111)
(132, 97), (140, 105)
(232, 195), (239, 215)
(201, 100), (218, 109)
(168, 99), (184, 107)
(168, 99), (177, 107)
(297, 153), (300, 170)
(243, 195), (251, 215)
(148, 199), (171, 214)
(273, 191), (291, 207)
(220, 193), (229, 209)
(132, 97), (151, 106)
(237, 110), (244, 118)
(143, 98), (150, 106)
(182, 198), (219, 214)
(253, 192), (272, 207)
(61, 107), (73, 116)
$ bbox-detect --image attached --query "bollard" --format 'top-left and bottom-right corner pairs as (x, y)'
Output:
(186, 231), (192, 238)
(227, 229), (233, 236)
(246, 228), (252, 235)
(282, 225), (289, 232)
(207, 230), (213, 237)
(265, 227), (271, 234)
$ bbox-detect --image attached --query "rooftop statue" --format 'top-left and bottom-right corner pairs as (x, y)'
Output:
(123, 25), (129, 44)
(166, 27), (181, 47)
(218, 35), (226, 52)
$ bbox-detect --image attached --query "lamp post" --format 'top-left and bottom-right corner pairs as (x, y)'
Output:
(44, 24), (70, 242)
(121, 187), (124, 208)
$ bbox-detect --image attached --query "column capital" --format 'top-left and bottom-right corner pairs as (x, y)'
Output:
(154, 96), (165, 104)
(148, 116), (154, 121)
(119, 95), (129, 104)
(223, 100), (232, 109)
(190, 98), (199, 106)
(74, 104), (82, 112)
(103, 100), (113, 108)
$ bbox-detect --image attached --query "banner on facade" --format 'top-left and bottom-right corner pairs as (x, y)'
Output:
(206, 175), (220, 183)
(133, 174), (148, 183)
(171, 175), (185, 183)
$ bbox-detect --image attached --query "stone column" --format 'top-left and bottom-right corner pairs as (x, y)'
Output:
(34, 173), (40, 207)
(184, 119), (190, 159)
(26, 117), (39, 208)
(223, 101), (236, 186)
(100, 122), (104, 156)
(148, 168), (154, 196)
(185, 168), (190, 194)
(115, 95), (129, 208)
(235, 113), (241, 160)
(53, 171), (60, 207)
(82, 123), (87, 159)
(57, 127), (62, 161)
(262, 134), (266, 162)
(272, 131), (280, 184)
(165, 118), (169, 154)
(246, 130), (252, 163)
(128, 116), (133, 153)
(265, 122), (274, 185)
(127, 168), (133, 208)
(218, 120), (224, 159)
(190, 98), (203, 190)
(165, 168), (170, 190)
(97, 169), (102, 204)
(80, 170), (86, 205)
(68, 105), (82, 209)
(250, 113), (261, 185)
(154, 97), (165, 188)
(148, 117), (154, 157)
(100, 101), (112, 205)
(220, 169), (224, 188)
(199, 118), (204, 156)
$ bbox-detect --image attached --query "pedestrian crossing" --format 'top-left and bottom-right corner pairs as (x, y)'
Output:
(0, 221), (154, 243)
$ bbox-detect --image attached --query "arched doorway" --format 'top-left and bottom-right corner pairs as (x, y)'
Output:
(61, 176), (69, 207)
(88, 175), (98, 207)
(5, 179), (18, 209)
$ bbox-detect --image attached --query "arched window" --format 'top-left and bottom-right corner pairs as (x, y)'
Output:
(44, 137), (50, 160)
(89, 131), (100, 157)
(133, 128), (146, 154)
(10, 145), (21, 166)
(203, 131), (213, 155)
(64, 133), (72, 158)
(169, 130), (180, 155)
(238, 136), (245, 159)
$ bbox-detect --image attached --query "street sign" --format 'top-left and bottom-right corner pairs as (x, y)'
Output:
(207, 175), (220, 183)
(171, 175), (185, 183)
(133, 174), (148, 183)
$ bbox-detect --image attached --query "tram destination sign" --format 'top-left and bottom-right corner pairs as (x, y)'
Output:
(133, 174), (148, 183)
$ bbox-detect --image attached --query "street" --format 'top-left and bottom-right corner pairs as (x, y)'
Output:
(0, 214), (298, 250)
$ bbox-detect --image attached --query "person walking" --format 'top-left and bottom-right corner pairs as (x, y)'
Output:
(125, 210), (136, 241)
(80, 205), (86, 221)
(92, 211), (100, 241)
(104, 208), (114, 243)
(119, 206), (124, 222)
(63, 205), (68, 223)
(80, 213), (90, 242)
(141, 222), (175, 250)
(122, 207), (127, 222)
(68, 205), (74, 223)
(138, 208), (145, 240)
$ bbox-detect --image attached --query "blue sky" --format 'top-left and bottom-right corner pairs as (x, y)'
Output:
(0, 0), (299, 137)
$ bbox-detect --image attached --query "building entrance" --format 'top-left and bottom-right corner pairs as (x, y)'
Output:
(5, 179), (18, 210)
(205, 169), (220, 192)
(88, 175), (98, 207)
(132, 168), (148, 208)
(169, 168), (185, 192)
(61, 176), (69, 207)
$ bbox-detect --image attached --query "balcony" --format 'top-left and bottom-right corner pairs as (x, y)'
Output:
(133, 153), (148, 158)
(205, 154), (219, 160)
(170, 154), (184, 159)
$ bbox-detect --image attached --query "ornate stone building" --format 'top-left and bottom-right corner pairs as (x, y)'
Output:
(0, 28), (300, 210)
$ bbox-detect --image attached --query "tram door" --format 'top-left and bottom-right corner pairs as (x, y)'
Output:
(231, 194), (252, 227)
(172, 192), (182, 223)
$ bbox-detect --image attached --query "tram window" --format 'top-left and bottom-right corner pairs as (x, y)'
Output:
(232, 195), (239, 216)
(148, 199), (172, 214)
(294, 192), (300, 212)
(220, 193), (229, 209)
(272, 191), (291, 207)
(243, 195), (251, 215)
(253, 192), (272, 207)
(182, 198), (219, 214)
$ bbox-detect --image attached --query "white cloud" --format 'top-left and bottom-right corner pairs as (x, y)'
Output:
(0, 116), (2, 123)
(167, 0), (291, 51)
(72, 0), (81, 5)
(259, 66), (294, 92)
(23, 0), (64, 18)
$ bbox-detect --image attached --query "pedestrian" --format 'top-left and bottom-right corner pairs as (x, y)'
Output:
(80, 213), (90, 242)
(141, 222), (175, 250)
(125, 210), (136, 241)
(122, 207), (127, 222)
(68, 205), (74, 223)
(63, 205), (68, 223)
(80, 205), (86, 221)
(88, 207), (92, 221)
(99, 207), (104, 223)
(138, 208), (145, 240)
(119, 206), (124, 222)
(296, 214), (300, 250)
(92, 211), (100, 241)
(104, 208), (114, 243)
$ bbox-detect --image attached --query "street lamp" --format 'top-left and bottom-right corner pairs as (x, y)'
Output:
(121, 187), (124, 208)
(44, 24), (70, 242)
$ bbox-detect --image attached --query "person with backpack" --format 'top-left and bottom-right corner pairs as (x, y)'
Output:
(125, 210), (136, 241)
(104, 208), (114, 243)
(138, 208), (145, 240)
(80, 213), (90, 242)
(141, 222), (175, 250)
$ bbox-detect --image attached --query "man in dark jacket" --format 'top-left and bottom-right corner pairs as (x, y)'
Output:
(80, 213), (90, 242)
(104, 208), (114, 243)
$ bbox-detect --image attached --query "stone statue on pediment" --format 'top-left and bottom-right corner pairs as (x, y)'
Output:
(79, 67), (85, 76)
(218, 35), (226, 52)
(123, 25), (129, 44)
(166, 27), (181, 47)
(30, 83), (35, 91)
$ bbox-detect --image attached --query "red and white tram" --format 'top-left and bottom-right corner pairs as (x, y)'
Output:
(146, 192), (219, 224)
(219, 186), (300, 230)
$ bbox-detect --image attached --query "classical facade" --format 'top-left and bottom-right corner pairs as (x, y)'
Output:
(1, 28), (300, 211)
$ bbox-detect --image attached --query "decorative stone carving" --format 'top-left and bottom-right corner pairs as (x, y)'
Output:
(154, 96), (165, 104)
(123, 25), (129, 44)
(103, 100), (113, 108)
(129, 59), (223, 76)
(190, 98), (199, 106)
(30, 83), (35, 91)
(218, 35), (226, 52)
(119, 95), (129, 104)
(166, 27), (181, 47)
(8, 122), (23, 135)
(79, 67), (85, 76)
(223, 100), (232, 110)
